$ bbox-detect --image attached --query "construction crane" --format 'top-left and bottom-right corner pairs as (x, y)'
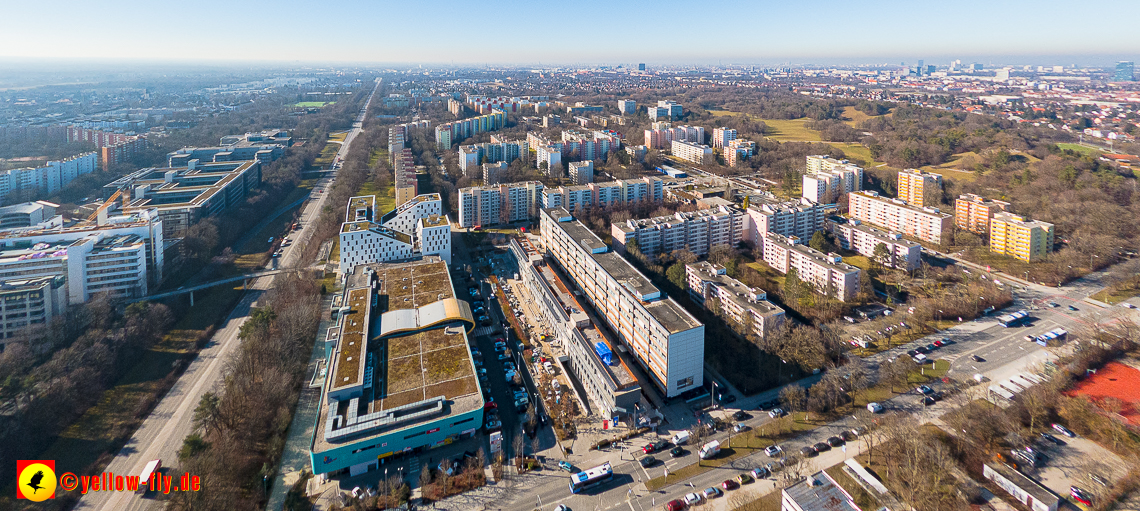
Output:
(87, 188), (130, 222)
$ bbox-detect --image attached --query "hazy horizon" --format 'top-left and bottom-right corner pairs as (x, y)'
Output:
(3, 0), (1137, 66)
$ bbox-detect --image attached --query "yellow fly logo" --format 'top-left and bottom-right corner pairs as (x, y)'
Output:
(17, 460), (57, 502)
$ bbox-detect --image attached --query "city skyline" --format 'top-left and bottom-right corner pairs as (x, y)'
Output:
(3, 0), (1138, 65)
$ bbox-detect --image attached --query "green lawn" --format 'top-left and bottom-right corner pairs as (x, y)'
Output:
(707, 111), (823, 142)
(294, 101), (336, 108)
(1090, 286), (1140, 305)
(843, 255), (871, 271)
(1056, 143), (1102, 156)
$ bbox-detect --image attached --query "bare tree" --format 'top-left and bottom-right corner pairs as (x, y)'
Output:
(779, 385), (807, 415)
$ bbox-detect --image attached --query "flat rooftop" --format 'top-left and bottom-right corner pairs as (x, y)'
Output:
(544, 208), (702, 334)
(841, 222), (921, 247)
(314, 259), (480, 453)
(782, 471), (860, 511)
(341, 221), (413, 245)
(113, 161), (259, 212)
(421, 215), (448, 228)
(381, 327), (477, 410)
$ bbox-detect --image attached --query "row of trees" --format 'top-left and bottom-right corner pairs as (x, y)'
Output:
(0, 299), (173, 507)
(173, 273), (323, 510)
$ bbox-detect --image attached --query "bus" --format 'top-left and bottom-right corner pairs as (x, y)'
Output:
(997, 310), (1029, 327)
(569, 462), (613, 493)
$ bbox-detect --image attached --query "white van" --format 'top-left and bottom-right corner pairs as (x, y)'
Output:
(698, 440), (721, 460)
(672, 431), (691, 446)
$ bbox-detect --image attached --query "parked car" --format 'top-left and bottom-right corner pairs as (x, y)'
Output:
(485, 420), (501, 430)
(764, 445), (783, 457)
(827, 436), (845, 447)
(1070, 486), (1092, 506)
(733, 411), (751, 421)
(923, 396), (936, 406)
(867, 402), (883, 413)
(1040, 433), (1062, 445)
(684, 493), (702, 506)
(813, 442), (831, 453)
(1053, 423), (1076, 437)
(840, 431), (857, 441)
(917, 385), (934, 395)
(768, 408), (785, 418)
(702, 487), (721, 499)
(670, 446), (685, 458)
(721, 479), (739, 491)
(800, 446), (816, 457)
(750, 467), (769, 479)
(640, 456), (658, 467)
(1068, 305), (1079, 311)
(558, 461), (574, 472)
(664, 499), (687, 511)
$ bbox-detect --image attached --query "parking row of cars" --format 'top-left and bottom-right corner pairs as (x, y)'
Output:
(904, 336), (954, 363)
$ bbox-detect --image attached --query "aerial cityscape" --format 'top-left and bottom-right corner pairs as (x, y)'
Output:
(2, 2), (1140, 511)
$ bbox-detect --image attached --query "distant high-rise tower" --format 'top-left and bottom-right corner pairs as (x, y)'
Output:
(917, 60), (924, 75)
(638, 63), (646, 71)
(1115, 61), (1135, 82)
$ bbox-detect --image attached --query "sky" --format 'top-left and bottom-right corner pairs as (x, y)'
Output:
(3, 0), (1138, 66)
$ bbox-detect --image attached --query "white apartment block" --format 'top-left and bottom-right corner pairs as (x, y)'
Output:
(828, 219), (922, 271)
(0, 206), (165, 304)
(686, 261), (785, 339)
(338, 194), (452, 273)
(611, 205), (745, 258)
(483, 161), (507, 185)
(848, 191), (954, 245)
(760, 233), (860, 301)
(743, 196), (826, 244)
(457, 181), (544, 228)
(672, 140), (713, 165)
(569, 161), (594, 185)
(712, 127), (737, 148)
(802, 156), (863, 204)
(543, 177), (663, 214)
(536, 144), (563, 175)
(617, 100), (637, 114)
(0, 152), (99, 198)
(0, 276), (67, 346)
(541, 208), (705, 397)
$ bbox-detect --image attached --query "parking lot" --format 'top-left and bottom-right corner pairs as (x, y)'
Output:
(1022, 429), (1127, 509)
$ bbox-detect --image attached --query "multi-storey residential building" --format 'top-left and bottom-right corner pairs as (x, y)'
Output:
(686, 261), (785, 339)
(509, 238), (641, 419)
(989, 212), (1054, 262)
(541, 208), (704, 397)
(712, 127), (737, 149)
(482, 162), (507, 185)
(672, 140), (713, 165)
(644, 124), (705, 150)
(338, 194), (451, 273)
(457, 182), (544, 228)
(744, 196), (826, 244)
(897, 168), (943, 206)
(0, 152), (99, 199)
(433, 110), (505, 150)
(542, 177), (663, 215)
(829, 219), (922, 271)
(806, 154), (856, 174)
(617, 100), (637, 114)
(802, 156), (864, 203)
(0, 207), (164, 305)
(626, 145), (647, 163)
(561, 129), (622, 162)
(648, 100), (683, 120)
(565, 104), (604, 116)
(388, 120), (432, 155)
(954, 193), (1011, 234)
(611, 205), (745, 258)
(457, 138), (528, 175)
(310, 258), (481, 478)
(536, 144), (563, 175)
(725, 139), (756, 167)
(761, 233), (860, 301)
(569, 161), (594, 185)
(848, 191), (954, 245)
(100, 137), (149, 172)
(0, 276), (67, 347)
(543, 114), (561, 127)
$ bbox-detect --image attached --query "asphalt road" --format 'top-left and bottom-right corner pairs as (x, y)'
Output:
(73, 78), (381, 511)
